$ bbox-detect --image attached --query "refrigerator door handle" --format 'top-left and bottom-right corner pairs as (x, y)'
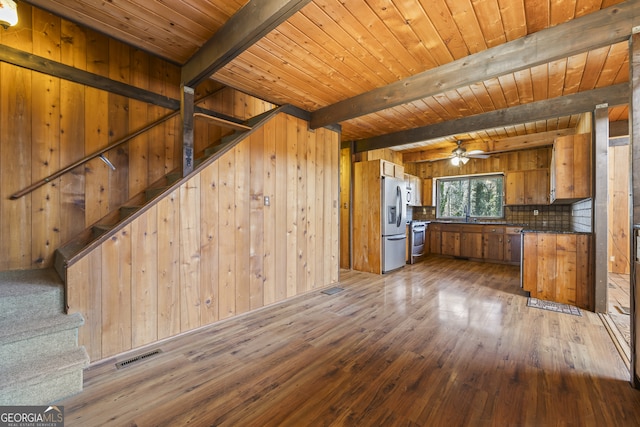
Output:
(396, 185), (402, 227)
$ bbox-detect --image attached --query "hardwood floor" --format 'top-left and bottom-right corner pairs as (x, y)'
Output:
(609, 273), (631, 343)
(60, 257), (640, 426)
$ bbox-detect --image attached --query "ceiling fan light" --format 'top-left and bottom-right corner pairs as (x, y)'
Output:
(451, 156), (460, 166)
(461, 156), (469, 164)
(0, 0), (18, 28)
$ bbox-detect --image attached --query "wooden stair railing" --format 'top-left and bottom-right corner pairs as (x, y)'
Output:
(9, 88), (243, 200)
(53, 104), (296, 292)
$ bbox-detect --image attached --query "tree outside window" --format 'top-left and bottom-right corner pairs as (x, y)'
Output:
(437, 175), (504, 220)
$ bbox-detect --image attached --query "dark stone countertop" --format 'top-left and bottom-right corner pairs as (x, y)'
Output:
(520, 228), (592, 235)
(416, 220), (591, 234)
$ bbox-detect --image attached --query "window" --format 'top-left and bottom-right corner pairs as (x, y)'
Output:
(436, 174), (504, 220)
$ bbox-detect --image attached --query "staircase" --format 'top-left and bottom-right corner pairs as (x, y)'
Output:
(53, 114), (262, 280)
(0, 105), (296, 405)
(0, 268), (89, 405)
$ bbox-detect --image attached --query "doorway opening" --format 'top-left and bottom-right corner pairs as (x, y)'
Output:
(602, 137), (631, 367)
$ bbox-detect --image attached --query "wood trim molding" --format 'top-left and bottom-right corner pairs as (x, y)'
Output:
(181, 0), (312, 87)
(594, 105), (609, 314)
(355, 83), (629, 153)
(310, 2), (640, 129)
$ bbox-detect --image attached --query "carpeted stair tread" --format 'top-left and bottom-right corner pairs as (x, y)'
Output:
(0, 346), (89, 405)
(0, 268), (88, 405)
(0, 312), (84, 347)
(1, 346), (89, 388)
(0, 269), (64, 320)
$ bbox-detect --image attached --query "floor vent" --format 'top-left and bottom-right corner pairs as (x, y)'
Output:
(115, 349), (162, 369)
(321, 287), (344, 295)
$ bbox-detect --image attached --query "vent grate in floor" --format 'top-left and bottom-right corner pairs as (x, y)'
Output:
(115, 349), (163, 369)
(321, 287), (344, 295)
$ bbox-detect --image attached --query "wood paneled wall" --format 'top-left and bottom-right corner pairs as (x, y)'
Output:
(406, 147), (552, 179)
(66, 113), (340, 361)
(340, 147), (351, 269)
(0, 4), (272, 271)
(609, 143), (631, 274)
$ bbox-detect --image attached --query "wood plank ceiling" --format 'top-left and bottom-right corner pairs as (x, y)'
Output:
(26, 0), (631, 159)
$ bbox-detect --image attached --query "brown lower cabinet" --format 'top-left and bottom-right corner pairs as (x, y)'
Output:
(483, 226), (504, 261)
(428, 224), (442, 255)
(461, 230), (483, 258)
(427, 223), (520, 265)
(442, 230), (460, 256)
(522, 232), (593, 311)
(504, 228), (522, 263)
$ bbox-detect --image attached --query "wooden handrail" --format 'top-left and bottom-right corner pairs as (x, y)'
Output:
(9, 89), (245, 200)
(10, 109), (179, 200)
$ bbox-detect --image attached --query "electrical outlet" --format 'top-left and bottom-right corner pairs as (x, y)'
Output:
(533, 209), (539, 216)
(610, 256), (615, 262)
(264, 196), (270, 206)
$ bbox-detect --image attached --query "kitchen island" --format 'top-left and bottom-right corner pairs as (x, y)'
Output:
(521, 231), (594, 311)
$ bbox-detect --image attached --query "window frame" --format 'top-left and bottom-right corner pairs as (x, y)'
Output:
(435, 173), (505, 220)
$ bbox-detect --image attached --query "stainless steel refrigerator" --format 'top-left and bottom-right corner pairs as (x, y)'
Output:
(381, 176), (406, 273)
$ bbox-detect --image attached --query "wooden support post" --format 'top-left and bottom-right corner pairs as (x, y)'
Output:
(593, 104), (608, 314)
(630, 30), (640, 388)
(181, 85), (195, 177)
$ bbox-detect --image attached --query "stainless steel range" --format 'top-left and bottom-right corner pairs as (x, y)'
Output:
(408, 220), (428, 264)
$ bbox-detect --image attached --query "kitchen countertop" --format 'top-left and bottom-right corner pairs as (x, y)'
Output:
(417, 220), (591, 234)
(520, 228), (592, 235)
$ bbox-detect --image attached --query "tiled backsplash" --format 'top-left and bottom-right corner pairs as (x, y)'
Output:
(506, 205), (571, 230)
(571, 199), (592, 232)
(410, 203), (588, 232)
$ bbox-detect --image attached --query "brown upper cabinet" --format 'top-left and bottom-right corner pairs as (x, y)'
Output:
(381, 159), (405, 179)
(550, 134), (592, 203)
(422, 178), (434, 207)
(505, 169), (549, 205)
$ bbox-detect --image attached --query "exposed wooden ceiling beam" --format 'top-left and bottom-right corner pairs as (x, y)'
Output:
(0, 43), (179, 110)
(355, 83), (629, 153)
(310, 1), (639, 129)
(181, 0), (312, 88)
(402, 129), (576, 163)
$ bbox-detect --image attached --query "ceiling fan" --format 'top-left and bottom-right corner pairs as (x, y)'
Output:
(450, 140), (489, 166)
